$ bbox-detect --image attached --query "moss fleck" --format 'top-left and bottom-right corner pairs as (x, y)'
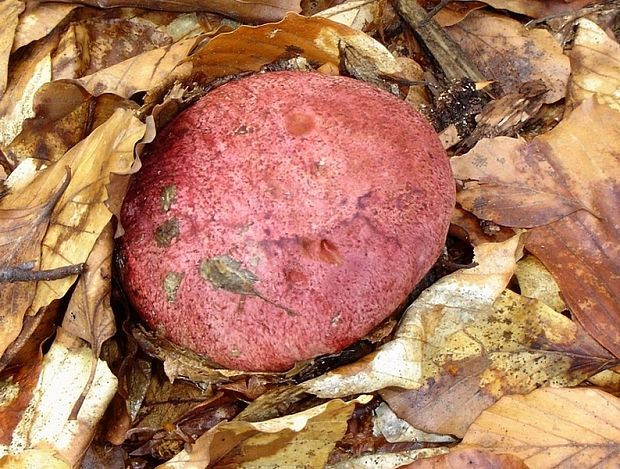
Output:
(163, 271), (184, 302)
(160, 185), (177, 212)
(155, 218), (179, 247)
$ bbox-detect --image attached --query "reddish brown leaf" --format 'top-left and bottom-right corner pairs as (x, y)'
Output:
(401, 448), (528, 469)
(452, 100), (620, 358)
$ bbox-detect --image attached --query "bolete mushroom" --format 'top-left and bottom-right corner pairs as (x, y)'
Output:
(120, 71), (455, 372)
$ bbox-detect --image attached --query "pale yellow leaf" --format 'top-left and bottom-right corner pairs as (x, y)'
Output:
(461, 387), (620, 468)
(514, 255), (565, 313)
(568, 18), (620, 111)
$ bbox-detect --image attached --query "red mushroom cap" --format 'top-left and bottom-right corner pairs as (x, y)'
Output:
(120, 71), (455, 371)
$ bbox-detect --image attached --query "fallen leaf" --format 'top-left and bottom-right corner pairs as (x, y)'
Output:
(5, 82), (134, 168)
(568, 18), (620, 111)
(0, 330), (117, 465)
(0, 449), (71, 468)
(314, 0), (379, 30)
(447, 10), (569, 103)
(372, 402), (455, 444)
(183, 12), (401, 88)
(486, 0), (596, 18)
(12, 2), (78, 52)
(0, 30), (55, 148)
(514, 254), (565, 313)
(29, 108), (146, 314)
(78, 37), (199, 98)
(401, 448), (528, 469)
(0, 170), (70, 358)
(62, 223), (115, 357)
(459, 387), (620, 468)
(452, 99), (620, 357)
(327, 448), (449, 469)
(47, 0), (301, 23)
(159, 396), (372, 468)
(0, 0), (24, 96)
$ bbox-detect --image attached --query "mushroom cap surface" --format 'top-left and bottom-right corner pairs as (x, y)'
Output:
(120, 71), (455, 371)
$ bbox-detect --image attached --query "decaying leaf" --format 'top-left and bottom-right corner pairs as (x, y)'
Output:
(0, 449), (71, 469)
(568, 18), (620, 111)
(314, 0), (379, 30)
(452, 99), (620, 358)
(447, 10), (569, 103)
(459, 387), (620, 468)
(29, 108), (146, 314)
(0, 0), (24, 97)
(0, 330), (117, 465)
(159, 395), (371, 468)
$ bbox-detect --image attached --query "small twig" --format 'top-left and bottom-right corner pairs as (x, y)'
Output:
(0, 262), (85, 283)
(394, 0), (487, 83)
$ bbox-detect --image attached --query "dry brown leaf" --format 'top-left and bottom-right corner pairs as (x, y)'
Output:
(0, 330), (117, 465)
(0, 449), (71, 468)
(0, 170), (70, 359)
(29, 108), (146, 314)
(459, 387), (620, 468)
(77, 37), (198, 97)
(44, 0), (301, 23)
(447, 10), (569, 103)
(0, 29), (55, 148)
(568, 18), (620, 111)
(452, 99), (620, 358)
(12, 3), (78, 52)
(0, 0), (24, 97)
(401, 448), (528, 469)
(62, 223), (115, 356)
(159, 396), (371, 468)
(480, 0), (595, 19)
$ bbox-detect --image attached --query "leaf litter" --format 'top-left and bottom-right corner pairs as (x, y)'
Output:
(0, 1), (619, 468)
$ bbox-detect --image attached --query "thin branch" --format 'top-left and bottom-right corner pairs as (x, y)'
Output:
(0, 262), (85, 283)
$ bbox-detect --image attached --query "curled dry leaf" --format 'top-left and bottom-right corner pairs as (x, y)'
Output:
(45, 0), (301, 24)
(159, 396), (371, 468)
(0, 330), (117, 465)
(314, 0), (379, 30)
(12, 2), (78, 52)
(447, 10), (569, 103)
(460, 387), (620, 468)
(0, 0), (24, 97)
(568, 18), (620, 111)
(184, 12), (401, 87)
(452, 99), (620, 358)
(62, 223), (115, 357)
(29, 108), (146, 314)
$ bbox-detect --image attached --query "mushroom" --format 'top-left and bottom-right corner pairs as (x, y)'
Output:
(120, 71), (455, 372)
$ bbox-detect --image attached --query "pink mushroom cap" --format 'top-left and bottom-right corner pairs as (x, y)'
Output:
(120, 71), (455, 371)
